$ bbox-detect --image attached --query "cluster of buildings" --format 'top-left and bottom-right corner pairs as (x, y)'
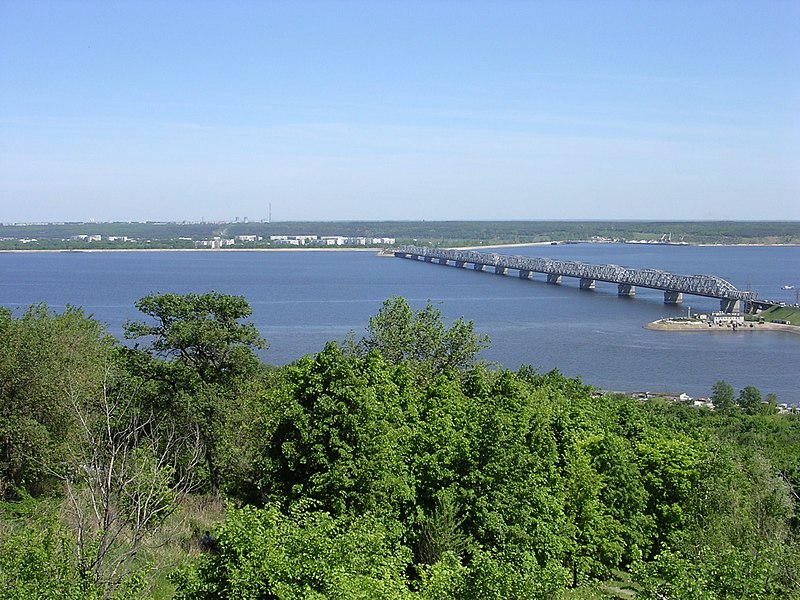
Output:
(194, 235), (397, 248)
(67, 234), (133, 243)
(626, 391), (795, 414)
(268, 235), (396, 246)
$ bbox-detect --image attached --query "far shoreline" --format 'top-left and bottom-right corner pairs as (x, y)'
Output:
(2, 240), (799, 254)
(0, 247), (385, 254)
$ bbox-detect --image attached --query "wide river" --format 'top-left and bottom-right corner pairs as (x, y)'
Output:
(1, 244), (798, 403)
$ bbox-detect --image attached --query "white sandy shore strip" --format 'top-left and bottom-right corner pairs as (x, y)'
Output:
(450, 242), (558, 250)
(645, 319), (800, 336)
(0, 247), (385, 254)
(454, 242), (800, 251)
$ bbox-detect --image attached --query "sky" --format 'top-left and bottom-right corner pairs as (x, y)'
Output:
(1, 1), (798, 223)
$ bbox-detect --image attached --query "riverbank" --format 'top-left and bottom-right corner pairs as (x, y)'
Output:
(645, 319), (800, 336)
(0, 247), (384, 253)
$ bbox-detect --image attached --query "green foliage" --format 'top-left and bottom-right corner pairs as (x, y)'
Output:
(738, 385), (763, 415)
(415, 492), (468, 566)
(0, 508), (147, 600)
(124, 292), (268, 494)
(636, 432), (703, 554)
(461, 550), (568, 600)
(124, 291), (266, 385)
(0, 304), (115, 498)
(171, 504), (414, 600)
(4, 295), (800, 599)
(359, 296), (489, 380)
(265, 344), (415, 517)
(711, 380), (736, 412)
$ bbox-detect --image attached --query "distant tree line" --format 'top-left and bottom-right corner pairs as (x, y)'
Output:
(1, 295), (799, 598)
(2, 220), (799, 249)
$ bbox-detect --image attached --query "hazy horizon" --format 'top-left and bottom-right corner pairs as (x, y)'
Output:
(2, 1), (798, 223)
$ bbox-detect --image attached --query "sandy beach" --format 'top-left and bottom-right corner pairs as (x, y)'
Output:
(645, 319), (800, 336)
(0, 247), (387, 254)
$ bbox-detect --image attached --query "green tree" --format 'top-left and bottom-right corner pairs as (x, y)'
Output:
(124, 292), (267, 494)
(711, 380), (736, 412)
(265, 344), (414, 517)
(738, 386), (762, 415)
(762, 393), (779, 415)
(124, 291), (266, 385)
(358, 296), (488, 380)
(0, 305), (114, 498)
(636, 432), (703, 556)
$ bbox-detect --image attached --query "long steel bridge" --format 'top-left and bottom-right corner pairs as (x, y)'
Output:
(394, 245), (763, 313)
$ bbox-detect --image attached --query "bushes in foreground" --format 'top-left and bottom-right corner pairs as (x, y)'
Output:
(1, 296), (799, 598)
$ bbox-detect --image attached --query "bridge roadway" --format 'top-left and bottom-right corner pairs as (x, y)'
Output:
(394, 245), (756, 313)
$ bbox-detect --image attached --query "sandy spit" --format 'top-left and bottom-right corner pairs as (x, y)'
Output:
(645, 319), (800, 336)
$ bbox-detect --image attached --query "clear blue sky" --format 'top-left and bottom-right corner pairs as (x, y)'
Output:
(2, 0), (798, 222)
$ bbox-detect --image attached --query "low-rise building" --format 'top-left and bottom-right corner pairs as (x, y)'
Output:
(710, 312), (744, 326)
(196, 237), (235, 249)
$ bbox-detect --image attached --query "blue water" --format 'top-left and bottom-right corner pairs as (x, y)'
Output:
(1, 245), (798, 403)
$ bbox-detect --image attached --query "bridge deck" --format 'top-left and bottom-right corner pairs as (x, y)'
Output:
(395, 245), (754, 303)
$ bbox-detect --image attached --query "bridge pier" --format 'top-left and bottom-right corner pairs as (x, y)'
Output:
(720, 299), (741, 313)
(664, 291), (683, 304)
(455, 261), (465, 268)
(494, 266), (507, 275)
(580, 278), (596, 290)
(473, 263), (484, 272)
(618, 284), (635, 297)
(423, 256), (433, 262)
(437, 258), (448, 265)
(519, 270), (532, 279)
(547, 274), (562, 285)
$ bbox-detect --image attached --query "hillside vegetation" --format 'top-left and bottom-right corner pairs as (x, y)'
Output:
(1, 295), (799, 599)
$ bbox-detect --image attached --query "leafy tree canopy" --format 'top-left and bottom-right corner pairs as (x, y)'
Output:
(358, 296), (489, 379)
(124, 291), (266, 385)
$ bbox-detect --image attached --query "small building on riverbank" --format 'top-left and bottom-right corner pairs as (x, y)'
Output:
(709, 312), (744, 326)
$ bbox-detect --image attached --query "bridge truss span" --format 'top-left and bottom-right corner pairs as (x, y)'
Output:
(394, 245), (753, 311)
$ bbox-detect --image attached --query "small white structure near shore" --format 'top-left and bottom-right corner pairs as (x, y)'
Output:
(709, 312), (744, 326)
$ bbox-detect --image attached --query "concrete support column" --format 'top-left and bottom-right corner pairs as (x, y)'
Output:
(519, 270), (532, 279)
(664, 291), (683, 304)
(423, 256), (433, 262)
(720, 299), (741, 313)
(617, 284), (635, 297)
(473, 263), (484, 272)
(455, 261), (465, 268)
(580, 278), (596, 290)
(494, 266), (507, 275)
(547, 273), (562, 285)
(437, 258), (448, 265)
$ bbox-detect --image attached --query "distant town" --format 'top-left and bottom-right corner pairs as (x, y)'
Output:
(0, 220), (400, 250)
(5, 232), (396, 250)
(1, 219), (799, 251)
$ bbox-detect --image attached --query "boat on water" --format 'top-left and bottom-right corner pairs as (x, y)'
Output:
(782, 285), (795, 290)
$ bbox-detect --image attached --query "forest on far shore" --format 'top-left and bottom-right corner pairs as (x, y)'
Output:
(1, 294), (799, 599)
(1, 219), (799, 250)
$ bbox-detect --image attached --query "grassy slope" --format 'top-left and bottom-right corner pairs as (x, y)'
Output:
(760, 305), (800, 325)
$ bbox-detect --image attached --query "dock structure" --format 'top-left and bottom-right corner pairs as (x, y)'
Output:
(394, 245), (757, 313)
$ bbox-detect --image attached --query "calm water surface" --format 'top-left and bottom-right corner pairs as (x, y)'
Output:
(1, 245), (798, 402)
